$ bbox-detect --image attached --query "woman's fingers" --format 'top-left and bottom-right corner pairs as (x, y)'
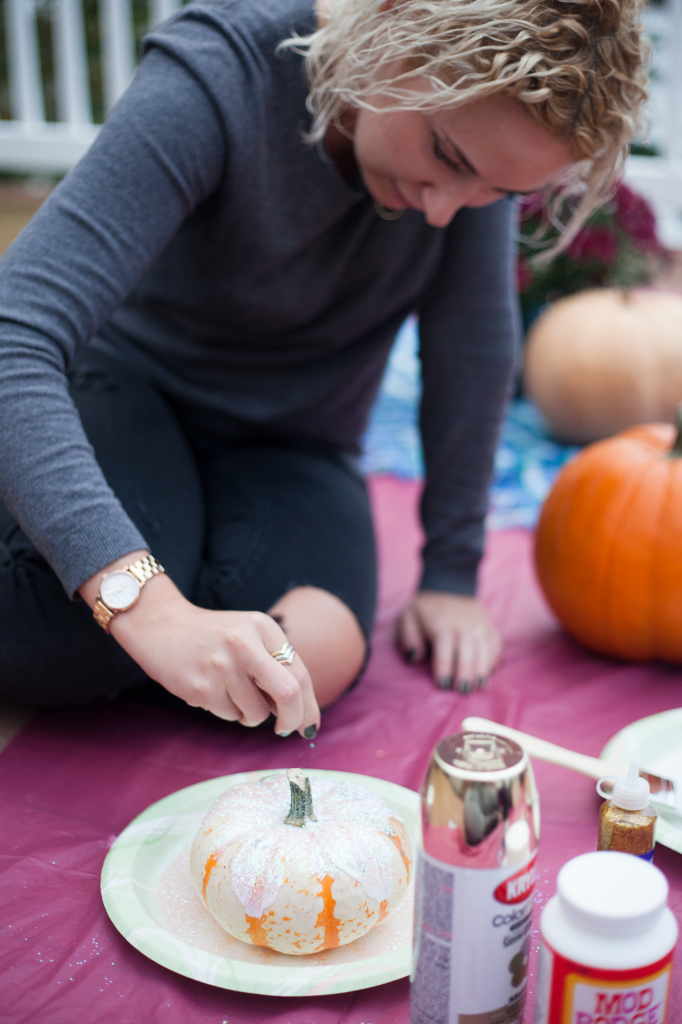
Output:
(235, 650), (303, 730)
(432, 629), (456, 691)
(435, 624), (492, 693)
(200, 686), (244, 722)
(397, 605), (427, 663)
(469, 624), (502, 689)
(454, 627), (475, 693)
(248, 613), (319, 736)
(399, 591), (503, 694)
(114, 589), (321, 732)
(471, 627), (488, 689)
(290, 655), (320, 737)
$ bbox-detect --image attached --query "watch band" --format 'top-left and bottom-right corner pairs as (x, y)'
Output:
(93, 598), (117, 632)
(93, 555), (165, 632)
(124, 554), (165, 588)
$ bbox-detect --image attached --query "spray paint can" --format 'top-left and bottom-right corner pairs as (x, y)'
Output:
(410, 731), (540, 1024)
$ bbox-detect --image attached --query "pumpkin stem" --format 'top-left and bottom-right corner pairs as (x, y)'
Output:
(284, 768), (317, 827)
(671, 402), (682, 458)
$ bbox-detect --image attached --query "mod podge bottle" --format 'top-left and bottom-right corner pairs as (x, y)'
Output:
(535, 851), (677, 1024)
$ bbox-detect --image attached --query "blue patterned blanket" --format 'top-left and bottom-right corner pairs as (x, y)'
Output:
(360, 318), (580, 530)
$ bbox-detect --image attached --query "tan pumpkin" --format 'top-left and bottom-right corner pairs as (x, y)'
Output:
(190, 769), (412, 954)
(524, 289), (682, 443)
(534, 418), (682, 661)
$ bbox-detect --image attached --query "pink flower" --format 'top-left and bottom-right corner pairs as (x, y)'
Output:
(567, 226), (619, 267)
(517, 257), (533, 292)
(615, 184), (660, 251)
(520, 193), (544, 217)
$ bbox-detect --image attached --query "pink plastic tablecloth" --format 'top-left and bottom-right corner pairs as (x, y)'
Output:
(2, 474), (681, 1024)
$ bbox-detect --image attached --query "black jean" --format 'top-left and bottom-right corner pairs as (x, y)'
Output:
(0, 349), (377, 706)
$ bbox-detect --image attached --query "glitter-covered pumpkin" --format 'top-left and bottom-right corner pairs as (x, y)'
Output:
(189, 769), (412, 955)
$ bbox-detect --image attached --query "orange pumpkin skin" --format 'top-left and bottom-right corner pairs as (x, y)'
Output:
(534, 421), (682, 661)
(193, 835), (409, 954)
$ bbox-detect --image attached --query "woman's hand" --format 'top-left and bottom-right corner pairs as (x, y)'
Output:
(80, 555), (320, 735)
(397, 590), (501, 692)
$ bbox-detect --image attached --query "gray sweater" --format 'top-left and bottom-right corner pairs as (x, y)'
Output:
(0, 0), (519, 600)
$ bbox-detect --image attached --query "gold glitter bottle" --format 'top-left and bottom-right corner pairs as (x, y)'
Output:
(596, 761), (657, 862)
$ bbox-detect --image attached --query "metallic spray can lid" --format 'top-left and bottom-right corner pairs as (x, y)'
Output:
(421, 731), (539, 867)
(435, 732), (527, 779)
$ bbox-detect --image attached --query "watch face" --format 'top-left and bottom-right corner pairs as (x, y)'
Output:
(100, 571), (140, 611)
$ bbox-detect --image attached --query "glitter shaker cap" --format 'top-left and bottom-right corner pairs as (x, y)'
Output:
(558, 851), (669, 935)
(597, 760), (650, 811)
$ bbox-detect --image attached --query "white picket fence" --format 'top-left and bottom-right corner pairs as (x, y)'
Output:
(0, 0), (681, 243)
(626, 0), (682, 247)
(0, 0), (183, 172)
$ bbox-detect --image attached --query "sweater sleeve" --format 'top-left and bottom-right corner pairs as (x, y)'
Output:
(417, 196), (520, 596)
(0, 44), (226, 597)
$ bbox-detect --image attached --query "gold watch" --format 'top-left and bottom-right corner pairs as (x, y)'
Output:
(93, 555), (165, 632)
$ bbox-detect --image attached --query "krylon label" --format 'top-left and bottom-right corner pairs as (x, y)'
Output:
(494, 855), (537, 905)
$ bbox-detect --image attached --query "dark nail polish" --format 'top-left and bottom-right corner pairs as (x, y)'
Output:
(404, 648), (417, 663)
(438, 676), (454, 691)
(458, 680), (472, 694)
(278, 731), (292, 738)
(476, 676), (486, 690)
(303, 725), (317, 740)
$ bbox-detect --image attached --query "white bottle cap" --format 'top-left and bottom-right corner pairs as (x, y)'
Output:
(597, 760), (650, 811)
(558, 851), (668, 935)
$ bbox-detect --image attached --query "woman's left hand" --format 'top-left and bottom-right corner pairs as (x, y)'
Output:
(397, 590), (501, 692)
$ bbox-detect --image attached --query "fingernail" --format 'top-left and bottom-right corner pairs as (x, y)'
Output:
(278, 731), (292, 738)
(303, 725), (317, 740)
(404, 648), (417, 663)
(476, 676), (486, 690)
(457, 680), (472, 694)
(438, 676), (454, 691)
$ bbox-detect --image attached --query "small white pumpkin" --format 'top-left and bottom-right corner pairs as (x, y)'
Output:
(190, 769), (412, 955)
(523, 288), (682, 443)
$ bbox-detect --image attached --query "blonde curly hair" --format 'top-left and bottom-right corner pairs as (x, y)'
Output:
(281, 0), (649, 255)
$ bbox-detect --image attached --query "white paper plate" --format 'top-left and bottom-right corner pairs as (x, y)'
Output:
(101, 769), (420, 996)
(601, 708), (682, 855)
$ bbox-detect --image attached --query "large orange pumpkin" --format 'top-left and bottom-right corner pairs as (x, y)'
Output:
(524, 289), (682, 443)
(190, 769), (411, 954)
(534, 420), (682, 661)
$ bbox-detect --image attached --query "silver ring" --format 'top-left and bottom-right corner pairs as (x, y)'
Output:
(271, 641), (295, 665)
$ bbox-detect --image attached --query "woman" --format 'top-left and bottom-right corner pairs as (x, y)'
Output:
(0, 0), (646, 735)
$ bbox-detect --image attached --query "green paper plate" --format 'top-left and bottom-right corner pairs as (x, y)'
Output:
(101, 769), (420, 996)
(601, 708), (682, 856)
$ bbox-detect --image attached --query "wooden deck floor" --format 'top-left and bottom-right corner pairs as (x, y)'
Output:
(0, 183), (54, 256)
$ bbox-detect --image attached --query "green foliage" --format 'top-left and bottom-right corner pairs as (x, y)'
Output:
(518, 184), (667, 321)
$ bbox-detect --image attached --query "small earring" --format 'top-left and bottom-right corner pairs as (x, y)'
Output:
(374, 201), (405, 221)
